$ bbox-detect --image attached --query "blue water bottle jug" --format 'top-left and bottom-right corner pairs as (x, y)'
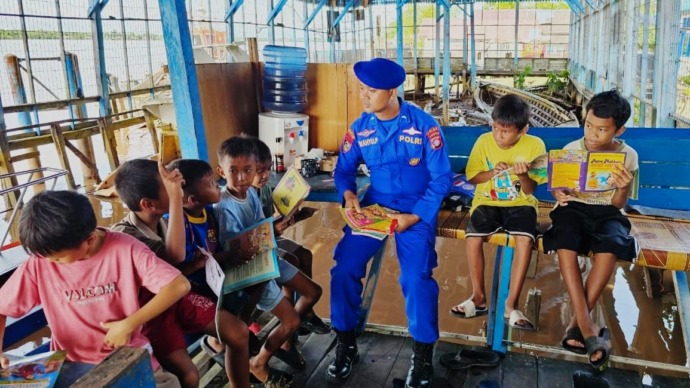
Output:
(262, 45), (308, 113)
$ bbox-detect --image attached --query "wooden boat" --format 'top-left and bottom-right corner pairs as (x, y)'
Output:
(474, 81), (580, 127)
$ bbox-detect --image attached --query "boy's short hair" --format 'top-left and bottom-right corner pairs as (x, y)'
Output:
(167, 159), (213, 196)
(491, 93), (531, 130)
(19, 190), (97, 256)
(251, 138), (272, 164)
(217, 135), (257, 162)
(586, 90), (631, 129)
(115, 159), (161, 211)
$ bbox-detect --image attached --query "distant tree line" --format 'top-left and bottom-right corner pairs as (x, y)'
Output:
(0, 30), (163, 40)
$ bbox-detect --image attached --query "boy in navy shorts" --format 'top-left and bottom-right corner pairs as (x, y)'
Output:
(543, 90), (639, 370)
(450, 94), (545, 332)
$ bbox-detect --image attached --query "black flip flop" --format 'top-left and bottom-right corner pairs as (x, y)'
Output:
(439, 349), (501, 370)
(585, 328), (611, 371)
(561, 326), (587, 355)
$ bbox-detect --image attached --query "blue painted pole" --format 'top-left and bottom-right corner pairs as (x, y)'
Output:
(470, 3), (477, 89)
(329, 4), (335, 63)
(396, 0), (404, 98)
(0, 95), (5, 132)
(227, 1), (234, 43)
(65, 53), (88, 122)
(442, 3), (450, 123)
(434, 2), (440, 104)
(491, 245), (513, 354)
(514, 0), (519, 68)
(4, 55), (32, 128)
(486, 245), (502, 349)
(158, 0), (208, 161)
(303, 0), (309, 60)
(89, 2), (111, 118)
(269, 0), (276, 44)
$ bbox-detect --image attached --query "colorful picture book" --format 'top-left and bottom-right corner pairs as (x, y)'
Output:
(272, 167), (311, 219)
(204, 218), (280, 296)
(339, 204), (398, 240)
(547, 150), (626, 192)
(0, 350), (66, 388)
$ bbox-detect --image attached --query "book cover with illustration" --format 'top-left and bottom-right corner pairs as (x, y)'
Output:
(0, 351), (66, 388)
(339, 204), (398, 240)
(205, 218), (279, 295)
(547, 150), (626, 192)
(272, 167), (311, 219)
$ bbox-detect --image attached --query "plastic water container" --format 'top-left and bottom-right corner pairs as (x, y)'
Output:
(262, 45), (308, 113)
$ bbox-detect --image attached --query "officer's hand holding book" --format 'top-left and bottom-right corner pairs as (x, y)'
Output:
(343, 190), (362, 213)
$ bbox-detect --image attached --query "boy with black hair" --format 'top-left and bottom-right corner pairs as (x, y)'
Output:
(112, 159), (251, 388)
(544, 90), (638, 370)
(450, 93), (545, 332)
(251, 137), (330, 335)
(0, 190), (189, 388)
(215, 136), (302, 386)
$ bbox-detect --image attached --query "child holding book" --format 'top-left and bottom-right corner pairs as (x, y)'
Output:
(449, 94), (545, 332)
(214, 136), (302, 386)
(111, 159), (251, 388)
(251, 137), (330, 335)
(543, 90), (639, 370)
(0, 190), (189, 388)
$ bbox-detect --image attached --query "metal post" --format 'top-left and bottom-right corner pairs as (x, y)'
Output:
(442, 2), (450, 125)
(90, 2), (111, 118)
(228, 0), (235, 43)
(55, 0), (71, 104)
(144, 0), (155, 97)
(17, 0), (38, 125)
(304, 0), (310, 60)
(396, 0), (404, 98)
(119, 0), (133, 111)
(514, 0), (519, 69)
(623, 0), (636, 117)
(470, 2), (477, 89)
(413, 0), (418, 99)
(595, 3), (605, 93)
(640, 0), (651, 126)
(269, 0), (276, 44)
(463, 3), (468, 66)
(369, 3), (374, 59)
(4, 55), (32, 128)
(158, 0), (209, 161)
(329, 3), (336, 63)
(434, 2), (440, 105)
(65, 53), (96, 182)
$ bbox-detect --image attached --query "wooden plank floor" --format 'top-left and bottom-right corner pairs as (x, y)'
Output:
(204, 330), (690, 388)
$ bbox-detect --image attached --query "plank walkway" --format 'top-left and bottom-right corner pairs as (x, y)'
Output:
(202, 330), (690, 388)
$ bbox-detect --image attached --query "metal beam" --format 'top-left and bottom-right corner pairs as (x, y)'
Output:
(267, 0), (288, 25)
(563, 0), (582, 15)
(89, 2), (110, 117)
(470, 2), (476, 88)
(87, 0), (110, 18)
(158, 0), (208, 161)
(442, 1), (450, 123)
(582, 0), (597, 10)
(397, 0), (405, 98)
(225, 0), (244, 22)
(304, 0), (327, 29)
(332, 0), (356, 29)
(0, 95), (5, 132)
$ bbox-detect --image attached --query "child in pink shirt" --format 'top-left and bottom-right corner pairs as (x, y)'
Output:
(0, 191), (190, 387)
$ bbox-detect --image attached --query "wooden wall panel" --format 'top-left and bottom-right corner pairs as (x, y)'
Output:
(196, 63), (260, 164)
(303, 63), (348, 152)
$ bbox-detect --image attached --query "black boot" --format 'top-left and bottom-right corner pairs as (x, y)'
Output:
(327, 330), (359, 381)
(405, 341), (434, 388)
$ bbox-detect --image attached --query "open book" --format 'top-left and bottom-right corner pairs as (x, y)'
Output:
(272, 167), (311, 220)
(204, 218), (280, 296)
(547, 150), (626, 192)
(339, 204), (398, 240)
(0, 350), (66, 388)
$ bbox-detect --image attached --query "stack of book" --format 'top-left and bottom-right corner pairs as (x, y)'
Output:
(339, 204), (398, 240)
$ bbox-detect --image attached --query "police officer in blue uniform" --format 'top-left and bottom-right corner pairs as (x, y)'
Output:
(327, 58), (452, 388)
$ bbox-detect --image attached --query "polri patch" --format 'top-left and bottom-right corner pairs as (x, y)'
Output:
(402, 127), (422, 136)
(409, 158), (420, 166)
(427, 127), (443, 150)
(343, 128), (355, 153)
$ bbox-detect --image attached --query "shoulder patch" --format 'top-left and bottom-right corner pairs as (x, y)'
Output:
(427, 127), (443, 150)
(342, 128), (355, 153)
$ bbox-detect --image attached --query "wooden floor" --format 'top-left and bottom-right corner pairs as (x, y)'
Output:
(202, 329), (690, 388)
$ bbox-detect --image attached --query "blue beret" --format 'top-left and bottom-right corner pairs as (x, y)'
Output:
(353, 58), (406, 90)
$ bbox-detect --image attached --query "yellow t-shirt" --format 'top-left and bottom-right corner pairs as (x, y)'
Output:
(466, 132), (547, 213)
